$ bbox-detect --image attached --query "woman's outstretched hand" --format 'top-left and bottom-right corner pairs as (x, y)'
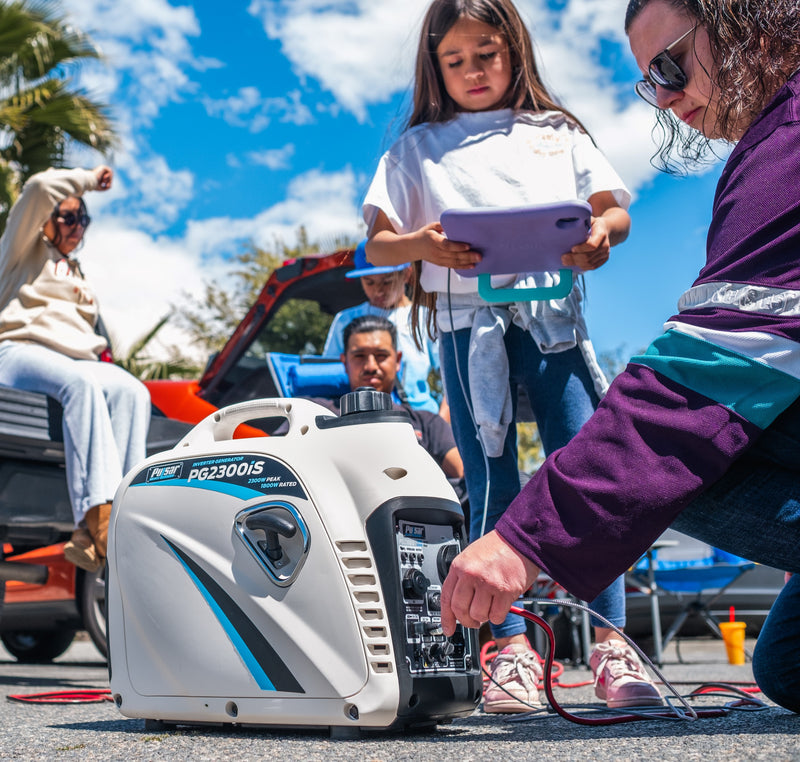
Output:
(93, 165), (113, 191)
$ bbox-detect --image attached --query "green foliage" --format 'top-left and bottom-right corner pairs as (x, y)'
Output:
(255, 299), (333, 356)
(0, 0), (115, 227)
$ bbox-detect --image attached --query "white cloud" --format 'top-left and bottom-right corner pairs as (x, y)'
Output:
(248, 0), (430, 120)
(183, 166), (364, 260)
(52, 0), (213, 247)
(202, 88), (313, 132)
(202, 86), (263, 127)
(74, 167), (364, 357)
(247, 144), (296, 170)
(78, 221), (220, 360)
(62, 0), (214, 129)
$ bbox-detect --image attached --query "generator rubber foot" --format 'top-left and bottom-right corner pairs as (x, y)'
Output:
(329, 726), (362, 740)
(144, 719), (170, 732)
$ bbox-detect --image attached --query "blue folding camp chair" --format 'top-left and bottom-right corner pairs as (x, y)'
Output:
(266, 352), (350, 399)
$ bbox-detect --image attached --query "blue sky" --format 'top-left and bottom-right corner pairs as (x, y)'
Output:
(59, 0), (725, 362)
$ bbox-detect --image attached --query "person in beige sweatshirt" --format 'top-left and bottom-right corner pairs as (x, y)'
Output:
(0, 166), (150, 572)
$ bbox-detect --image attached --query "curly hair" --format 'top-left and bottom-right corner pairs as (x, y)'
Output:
(626, 0), (800, 172)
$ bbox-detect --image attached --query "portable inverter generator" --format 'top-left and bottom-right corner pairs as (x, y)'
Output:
(107, 392), (481, 734)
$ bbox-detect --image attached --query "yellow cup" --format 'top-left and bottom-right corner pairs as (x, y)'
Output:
(719, 621), (746, 665)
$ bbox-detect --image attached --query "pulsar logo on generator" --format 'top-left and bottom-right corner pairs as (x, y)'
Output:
(130, 454), (307, 500)
(403, 523), (426, 540)
(147, 462), (184, 482)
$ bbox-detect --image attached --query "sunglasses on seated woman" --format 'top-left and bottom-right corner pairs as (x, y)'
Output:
(54, 208), (91, 229)
(634, 25), (697, 108)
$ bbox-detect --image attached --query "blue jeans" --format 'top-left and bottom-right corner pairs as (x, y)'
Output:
(0, 342), (150, 526)
(671, 397), (800, 712)
(441, 324), (625, 638)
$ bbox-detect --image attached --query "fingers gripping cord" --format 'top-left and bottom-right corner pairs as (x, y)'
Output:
(505, 603), (768, 726)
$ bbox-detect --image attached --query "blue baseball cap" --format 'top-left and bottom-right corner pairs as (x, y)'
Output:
(346, 239), (410, 279)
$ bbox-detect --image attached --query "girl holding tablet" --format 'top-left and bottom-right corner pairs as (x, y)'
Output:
(364, 0), (658, 713)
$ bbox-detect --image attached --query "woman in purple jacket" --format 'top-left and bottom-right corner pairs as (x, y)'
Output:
(441, 0), (800, 713)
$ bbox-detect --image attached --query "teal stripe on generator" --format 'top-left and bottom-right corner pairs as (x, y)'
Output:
(631, 329), (800, 429)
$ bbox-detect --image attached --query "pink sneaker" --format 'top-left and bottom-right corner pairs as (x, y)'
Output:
(590, 641), (663, 709)
(483, 644), (543, 713)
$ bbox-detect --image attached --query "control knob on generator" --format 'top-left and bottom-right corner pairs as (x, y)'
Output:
(427, 590), (442, 611)
(402, 569), (430, 599)
(437, 543), (459, 582)
(424, 640), (455, 665)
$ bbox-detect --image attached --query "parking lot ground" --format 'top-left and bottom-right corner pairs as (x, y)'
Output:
(0, 634), (797, 761)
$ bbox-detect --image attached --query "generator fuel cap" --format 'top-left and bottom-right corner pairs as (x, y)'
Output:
(340, 387), (393, 416)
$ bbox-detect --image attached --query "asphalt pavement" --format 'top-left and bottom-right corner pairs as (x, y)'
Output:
(0, 634), (797, 761)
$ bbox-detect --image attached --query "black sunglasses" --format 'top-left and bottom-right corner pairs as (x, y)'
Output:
(54, 209), (91, 228)
(634, 25), (697, 108)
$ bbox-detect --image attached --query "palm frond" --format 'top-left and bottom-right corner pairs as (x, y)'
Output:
(0, 0), (100, 83)
(125, 314), (171, 360)
(0, 0), (116, 193)
(111, 314), (202, 381)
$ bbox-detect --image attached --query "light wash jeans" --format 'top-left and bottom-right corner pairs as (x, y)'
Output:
(441, 324), (625, 639)
(671, 397), (800, 713)
(0, 341), (150, 526)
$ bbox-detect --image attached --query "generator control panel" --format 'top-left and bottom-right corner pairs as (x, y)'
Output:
(395, 519), (474, 674)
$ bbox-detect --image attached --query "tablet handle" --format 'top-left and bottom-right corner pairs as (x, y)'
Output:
(477, 269), (573, 303)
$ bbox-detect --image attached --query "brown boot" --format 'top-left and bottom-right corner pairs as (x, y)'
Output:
(64, 527), (102, 573)
(84, 502), (112, 559)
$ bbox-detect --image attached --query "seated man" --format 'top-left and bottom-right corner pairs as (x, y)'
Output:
(296, 315), (464, 497)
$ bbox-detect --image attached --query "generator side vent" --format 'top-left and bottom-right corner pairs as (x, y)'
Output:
(336, 540), (394, 675)
(336, 540), (367, 552)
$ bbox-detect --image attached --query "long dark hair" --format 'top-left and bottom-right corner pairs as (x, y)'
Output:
(409, 0), (586, 128)
(626, 0), (800, 172)
(408, 0), (591, 344)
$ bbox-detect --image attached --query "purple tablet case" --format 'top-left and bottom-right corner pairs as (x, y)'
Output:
(440, 201), (592, 278)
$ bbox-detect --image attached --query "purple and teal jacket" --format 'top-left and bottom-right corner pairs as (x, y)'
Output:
(496, 70), (800, 602)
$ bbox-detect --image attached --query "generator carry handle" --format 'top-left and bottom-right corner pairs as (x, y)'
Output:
(175, 398), (327, 448)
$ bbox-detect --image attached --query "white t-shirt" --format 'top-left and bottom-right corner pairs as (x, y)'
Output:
(362, 109), (630, 295)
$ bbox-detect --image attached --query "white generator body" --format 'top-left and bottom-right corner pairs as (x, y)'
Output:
(107, 393), (481, 734)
